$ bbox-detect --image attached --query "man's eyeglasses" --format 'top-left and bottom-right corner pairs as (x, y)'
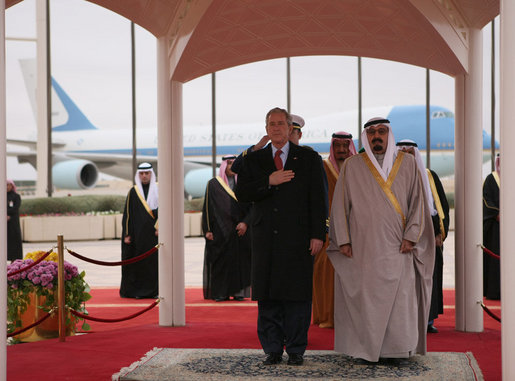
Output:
(365, 127), (388, 136)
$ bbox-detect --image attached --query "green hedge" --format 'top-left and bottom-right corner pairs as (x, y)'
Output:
(20, 195), (126, 216)
(18, 193), (451, 216)
(446, 192), (454, 209)
(185, 198), (204, 212)
(19, 195), (206, 216)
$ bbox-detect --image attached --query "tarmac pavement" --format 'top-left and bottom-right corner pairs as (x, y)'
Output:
(22, 232), (456, 289)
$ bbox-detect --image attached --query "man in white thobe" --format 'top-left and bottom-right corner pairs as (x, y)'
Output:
(327, 117), (435, 365)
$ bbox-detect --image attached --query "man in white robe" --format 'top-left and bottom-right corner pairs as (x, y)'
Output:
(327, 117), (435, 364)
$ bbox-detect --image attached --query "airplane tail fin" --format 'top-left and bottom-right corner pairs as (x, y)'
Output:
(19, 58), (97, 131)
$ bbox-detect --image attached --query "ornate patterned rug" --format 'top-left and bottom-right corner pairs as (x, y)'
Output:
(112, 348), (483, 381)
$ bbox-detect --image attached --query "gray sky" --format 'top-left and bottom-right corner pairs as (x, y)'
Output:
(5, 0), (498, 180)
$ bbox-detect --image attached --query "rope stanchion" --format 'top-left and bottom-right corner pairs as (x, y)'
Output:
(69, 299), (160, 323)
(66, 244), (161, 266)
(7, 310), (54, 338)
(7, 249), (54, 277)
(480, 244), (500, 260)
(479, 302), (501, 323)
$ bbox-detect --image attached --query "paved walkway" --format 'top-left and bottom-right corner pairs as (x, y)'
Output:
(22, 232), (456, 289)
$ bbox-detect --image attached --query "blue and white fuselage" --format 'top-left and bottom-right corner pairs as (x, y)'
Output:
(9, 59), (498, 197)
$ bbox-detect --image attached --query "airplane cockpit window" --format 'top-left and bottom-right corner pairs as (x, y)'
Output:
(431, 110), (454, 119)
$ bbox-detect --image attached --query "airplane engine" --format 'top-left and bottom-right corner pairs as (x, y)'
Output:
(184, 167), (214, 198)
(52, 159), (99, 190)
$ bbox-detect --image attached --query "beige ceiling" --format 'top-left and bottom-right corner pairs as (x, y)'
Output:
(7, 0), (500, 82)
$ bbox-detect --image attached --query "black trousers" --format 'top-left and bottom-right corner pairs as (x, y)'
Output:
(257, 300), (312, 355)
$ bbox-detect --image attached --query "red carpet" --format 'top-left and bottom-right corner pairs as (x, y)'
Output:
(7, 288), (501, 381)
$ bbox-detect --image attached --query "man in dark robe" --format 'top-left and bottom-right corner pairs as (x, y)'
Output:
(483, 154), (500, 300)
(202, 155), (251, 301)
(397, 140), (450, 333)
(7, 179), (23, 261)
(120, 162), (159, 299)
(235, 107), (327, 366)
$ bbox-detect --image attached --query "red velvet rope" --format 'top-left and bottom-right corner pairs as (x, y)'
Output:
(480, 302), (501, 323)
(481, 244), (500, 260)
(7, 249), (54, 277)
(70, 299), (159, 323)
(66, 245), (159, 267)
(7, 312), (52, 338)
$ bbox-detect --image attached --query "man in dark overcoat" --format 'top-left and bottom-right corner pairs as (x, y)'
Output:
(235, 107), (327, 366)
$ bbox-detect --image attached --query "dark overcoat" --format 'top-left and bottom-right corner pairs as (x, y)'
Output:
(235, 143), (327, 301)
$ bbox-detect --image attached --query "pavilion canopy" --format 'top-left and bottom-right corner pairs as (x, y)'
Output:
(80, 0), (499, 82)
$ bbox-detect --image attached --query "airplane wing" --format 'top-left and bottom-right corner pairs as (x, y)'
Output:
(62, 152), (154, 169)
(51, 152), (157, 180)
(7, 138), (66, 149)
(65, 151), (209, 175)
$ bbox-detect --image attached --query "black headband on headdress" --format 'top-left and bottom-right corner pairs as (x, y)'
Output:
(332, 133), (353, 139)
(396, 141), (418, 148)
(222, 155), (237, 161)
(364, 119), (390, 128)
(137, 162), (153, 170)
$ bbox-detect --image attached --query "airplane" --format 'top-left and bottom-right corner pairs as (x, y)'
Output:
(7, 59), (498, 199)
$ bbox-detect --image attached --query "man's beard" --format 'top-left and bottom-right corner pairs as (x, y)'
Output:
(335, 153), (348, 161)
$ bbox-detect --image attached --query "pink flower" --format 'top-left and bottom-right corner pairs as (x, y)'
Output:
(40, 273), (53, 286)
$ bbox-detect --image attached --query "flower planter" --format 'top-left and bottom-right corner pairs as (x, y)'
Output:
(13, 293), (75, 342)
(21, 215), (104, 242)
(8, 255), (90, 343)
(19, 212), (207, 241)
(189, 212), (202, 236)
(103, 214), (117, 239)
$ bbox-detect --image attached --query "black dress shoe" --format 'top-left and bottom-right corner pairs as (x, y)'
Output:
(287, 353), (304, 366)
(232, 296), (245, 301)
(263, 353), (282, 365)
(355, 358), (379, 365)
(427, 324), (438, 333)
(214, 296), (229, 302)
(385, 358), (411, 367)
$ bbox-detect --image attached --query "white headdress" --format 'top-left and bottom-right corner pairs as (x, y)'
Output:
(361, 117), (397, 181)
(396, 139), (437, 216)
(135, 162), (158, 210)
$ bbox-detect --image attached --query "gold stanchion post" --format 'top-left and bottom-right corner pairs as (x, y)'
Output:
(57, 235), (66, 342)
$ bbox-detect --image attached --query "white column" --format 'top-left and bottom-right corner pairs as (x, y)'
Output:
(1, 2), (8, 380)
(35, 0), (50, 196)
(454, 28), (483, 332)
(157, 37), (185, 326)
(500, 1), (515, 378)
(454, 74), (466, 329)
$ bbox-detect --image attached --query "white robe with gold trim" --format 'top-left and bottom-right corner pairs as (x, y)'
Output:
(327, 151), (435, 362)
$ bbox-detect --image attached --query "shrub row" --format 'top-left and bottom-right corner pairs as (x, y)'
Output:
(20, 195), (126, 216)
(19, 195), (206, 216)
